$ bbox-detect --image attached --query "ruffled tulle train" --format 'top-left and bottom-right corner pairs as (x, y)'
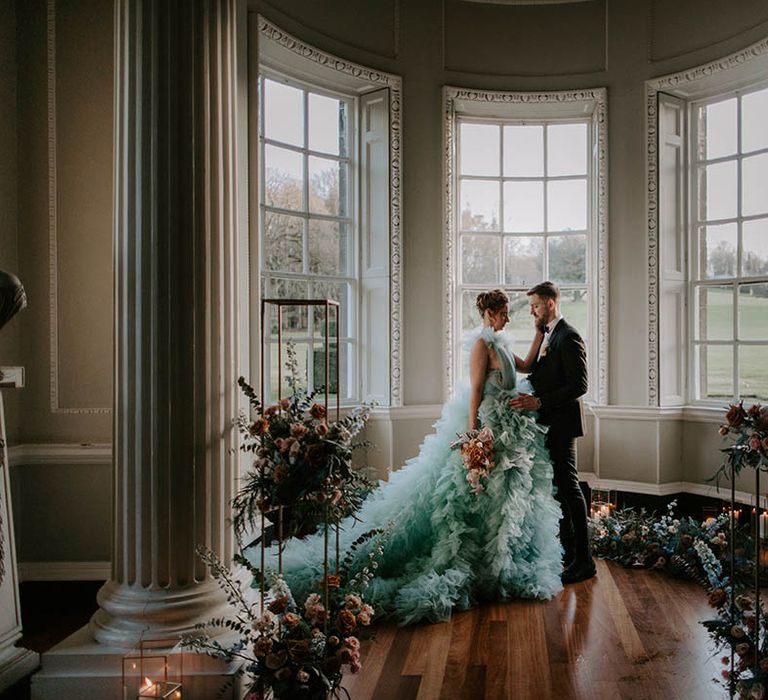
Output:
(255, 330), (563, 625)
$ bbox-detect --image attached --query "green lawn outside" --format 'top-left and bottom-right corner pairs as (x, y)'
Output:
(698, 287), (768, 400)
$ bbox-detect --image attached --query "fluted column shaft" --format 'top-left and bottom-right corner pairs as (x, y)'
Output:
(90, 0), (241, 646)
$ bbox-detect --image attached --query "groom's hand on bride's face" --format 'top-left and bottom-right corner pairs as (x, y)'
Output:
(508, 394), (541, 410)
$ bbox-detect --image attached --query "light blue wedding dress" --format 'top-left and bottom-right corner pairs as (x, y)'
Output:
(269, 327), (563, 625)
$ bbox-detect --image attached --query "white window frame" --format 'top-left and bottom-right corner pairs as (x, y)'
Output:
(443, 87), (609, 405)
(253, 17), (403, 407)
(688, 84), (768, 404)
(647, 36), (768, 408)
(258, 68), (360, 402)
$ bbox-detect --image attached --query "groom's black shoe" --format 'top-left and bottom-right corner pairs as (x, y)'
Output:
(561, 559), (597, 584)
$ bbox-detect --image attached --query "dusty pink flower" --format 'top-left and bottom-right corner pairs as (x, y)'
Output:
(310, 403), (327, 420)
(290, 423), (309, 438)
(357, 611), (371, 626)
(750, 436), (761, 451)
(350, 660), (362, 673)
(283, 612), (301, 628)
(344, 594), (362, 609)
(316, 422), (329, 437)
(345, 636), (360, 651)
(280, 398), (291, 410)
(249, 417), (270, 437)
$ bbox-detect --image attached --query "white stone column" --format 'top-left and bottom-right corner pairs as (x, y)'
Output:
(85, 0), (242, 647)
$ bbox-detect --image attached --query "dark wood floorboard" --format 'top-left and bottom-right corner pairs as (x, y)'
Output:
(0, 564), (727, 699)
(348, 560), (724, 700)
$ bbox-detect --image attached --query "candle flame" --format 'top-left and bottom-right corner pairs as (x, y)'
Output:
(142, 677), (153, 689)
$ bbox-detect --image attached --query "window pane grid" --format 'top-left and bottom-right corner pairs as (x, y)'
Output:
(456, 116), (592, 381)
(259, 73), (358, 401)
(691, 85), (768, 402)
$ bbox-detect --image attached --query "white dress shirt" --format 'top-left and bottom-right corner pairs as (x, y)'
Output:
(538, 315), (563, 361)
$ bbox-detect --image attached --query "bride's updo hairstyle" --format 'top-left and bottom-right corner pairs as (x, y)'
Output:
(476, 289), (509, 318)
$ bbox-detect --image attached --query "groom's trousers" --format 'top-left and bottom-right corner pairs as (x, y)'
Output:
(546, 430), (591, 565)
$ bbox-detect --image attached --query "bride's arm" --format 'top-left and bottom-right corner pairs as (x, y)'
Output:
(514, 328), (545, 372)
(468, 338), (488, 430)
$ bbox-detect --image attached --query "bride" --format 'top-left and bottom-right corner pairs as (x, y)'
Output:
(275, 288), (563, 625)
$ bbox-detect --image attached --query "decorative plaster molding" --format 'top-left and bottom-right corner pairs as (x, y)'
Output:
(442, 86), (608, 403)
(645, 36), (768, 406)
(18, 561), (110, 582)
(258, 17), (403, 407)
(46, 0), (111, 415)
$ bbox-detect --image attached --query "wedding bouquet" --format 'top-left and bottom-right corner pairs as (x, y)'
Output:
(451, 427), (495, 494)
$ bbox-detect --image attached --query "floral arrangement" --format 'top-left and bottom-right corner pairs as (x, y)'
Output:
(233, 342), (374, 543)
(184, 338), (386, 698)
(450, 427), (495, 494)
(590, 500), (754, 583)
(712, 401), (768, 483)
(591, 401), (768, 699)
(183, 533), (386, 700)
(702, 401), (768, 699)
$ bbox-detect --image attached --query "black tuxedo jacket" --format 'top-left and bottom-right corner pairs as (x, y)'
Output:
(528, 319), (588, 439)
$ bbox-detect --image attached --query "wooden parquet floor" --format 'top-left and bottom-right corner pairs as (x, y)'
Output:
(341, 559), (723, 700)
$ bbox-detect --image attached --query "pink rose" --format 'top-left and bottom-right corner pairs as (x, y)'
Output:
(357, 611), (371, 626)
(290, 423), (309, 438)
(280, 398), (291, 410)
(763, 437), (768, 451)
(750, 436), (761, 451)
(283, 612), (301, 628)
(350, 660), (361, 673)
(345, 636), (360, 651)
(316, 422), (329, 437)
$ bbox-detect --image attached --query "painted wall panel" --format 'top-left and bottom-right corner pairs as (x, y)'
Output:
(444, 0), (606, 76)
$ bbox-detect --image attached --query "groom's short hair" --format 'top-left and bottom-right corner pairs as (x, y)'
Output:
(527, 281), (560, 301)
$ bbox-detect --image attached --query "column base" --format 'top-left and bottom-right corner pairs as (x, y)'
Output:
(31, 625), (241, 700)
(89, 578), (228, 647)
(0, 643), (39, 693)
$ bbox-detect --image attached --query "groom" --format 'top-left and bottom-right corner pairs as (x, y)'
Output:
(509, 281), (595, 584)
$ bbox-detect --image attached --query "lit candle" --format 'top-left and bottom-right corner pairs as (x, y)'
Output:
(760, 513), (768, 539)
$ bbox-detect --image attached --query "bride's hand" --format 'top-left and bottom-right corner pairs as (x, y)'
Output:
(508, 393), (541, 411)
